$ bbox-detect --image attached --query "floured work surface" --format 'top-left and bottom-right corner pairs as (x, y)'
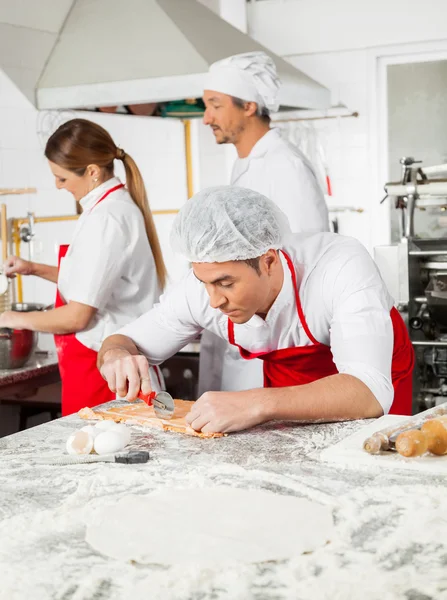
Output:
(319, 414), (447, 474)
(79, 400), (224, 438)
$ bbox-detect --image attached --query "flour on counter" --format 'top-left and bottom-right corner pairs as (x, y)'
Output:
(0, 458), (446, 600)
(1, 410), (446, 600)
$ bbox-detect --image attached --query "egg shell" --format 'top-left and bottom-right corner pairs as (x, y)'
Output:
(66, 431), (93, 455)
(94, 431), (127, 455)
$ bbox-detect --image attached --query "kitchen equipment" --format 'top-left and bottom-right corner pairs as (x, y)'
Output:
(32, 450), (150, 466)
(35, 1), (330, 112)
(374, 158), (447, 412)
(0, 303), (46, 369)
(137, 389), (175, 419)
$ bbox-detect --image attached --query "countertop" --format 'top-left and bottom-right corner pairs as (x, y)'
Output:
(0, 401), (446, 599)
(0, 352), (59, 387)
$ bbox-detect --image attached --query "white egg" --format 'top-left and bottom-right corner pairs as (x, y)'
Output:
(108, 423), (132, 445)
(94, 420), (118, 432)
(94, 431), (127, 455)
(80, 425), (100, 439)
(66, 431), (93, 455)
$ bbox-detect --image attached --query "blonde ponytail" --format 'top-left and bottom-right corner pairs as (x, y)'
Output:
(121, 153), (167, 290)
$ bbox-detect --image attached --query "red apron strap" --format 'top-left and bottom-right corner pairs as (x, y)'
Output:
(227, 319), (235, 345)
(228, 249), (320, 352)
(89, 183), (124, 213)
(279, 250), (319, 345)
(56, 183), (125, 267)
(55, 244), (70, 309)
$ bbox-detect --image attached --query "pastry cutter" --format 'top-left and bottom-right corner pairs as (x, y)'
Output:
(137, 390), (175, 420)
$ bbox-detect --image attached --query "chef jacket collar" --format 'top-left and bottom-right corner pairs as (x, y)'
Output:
(79, 177), (122, 213)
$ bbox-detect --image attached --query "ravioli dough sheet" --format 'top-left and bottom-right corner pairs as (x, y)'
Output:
(79, 400), (224, 438)
(85, 487), (333, 566)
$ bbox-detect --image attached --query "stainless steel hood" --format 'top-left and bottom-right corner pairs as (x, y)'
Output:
(36, 0), (330, 111)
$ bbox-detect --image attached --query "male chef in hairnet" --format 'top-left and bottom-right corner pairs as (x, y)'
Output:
(200, 51), (330, 394)
(98, 187), (414, 434)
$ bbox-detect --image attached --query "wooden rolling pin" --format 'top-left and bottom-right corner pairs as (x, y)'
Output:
(363, 402), (447, 454)
(395, 418), (447, 457)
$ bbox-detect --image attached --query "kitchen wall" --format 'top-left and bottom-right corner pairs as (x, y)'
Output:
(247, 0), (447, 56)
(191, 118), (236, 191)
(0, 69), (190, 351)
(2, 0), (447, 306)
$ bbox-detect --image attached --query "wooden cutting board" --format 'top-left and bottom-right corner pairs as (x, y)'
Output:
(78, 400), (224, 439)
(319, 415), (447, 474)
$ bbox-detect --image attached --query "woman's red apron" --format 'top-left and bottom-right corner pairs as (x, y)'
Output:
(54, 183), (124, 416)
(228, 250), (415, 415)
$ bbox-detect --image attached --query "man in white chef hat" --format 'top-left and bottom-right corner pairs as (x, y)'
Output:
(98, 187), (414, 434)
(200, 51), (330, 394)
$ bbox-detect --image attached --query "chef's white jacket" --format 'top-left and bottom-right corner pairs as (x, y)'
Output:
(231, 128), (329, 233)
(58, 177), (161, 352)
(200, 127), (331, 394)
(119, 233), (395, 414)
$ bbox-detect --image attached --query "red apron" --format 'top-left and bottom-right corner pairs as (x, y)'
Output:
(55, 183), (124, 416)
(228, 250), (415, 416)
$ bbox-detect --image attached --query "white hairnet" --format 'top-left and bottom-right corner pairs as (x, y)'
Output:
(170, 186), (291, 263)
(204, 51), (281, 113)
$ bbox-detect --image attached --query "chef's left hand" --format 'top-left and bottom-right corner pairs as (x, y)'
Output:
(185, 391), (267, 434)
(0, 311), (24, 329)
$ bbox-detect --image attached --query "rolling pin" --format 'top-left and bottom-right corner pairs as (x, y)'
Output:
(395, 419), (447, 457)
(363, 402), (447, 454)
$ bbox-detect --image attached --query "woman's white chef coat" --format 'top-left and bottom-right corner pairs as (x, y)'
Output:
(58, 177), (161, 352)
(199, 127), (331, 394)
(119, 232), (395, 414)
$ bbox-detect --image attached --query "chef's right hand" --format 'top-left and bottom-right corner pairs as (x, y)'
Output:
(3, 256), (34, 277)
(100, 349), (152, 401)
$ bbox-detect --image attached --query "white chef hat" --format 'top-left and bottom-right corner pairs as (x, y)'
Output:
(203, 51), (281, 113)
(170, 186), (291, 263)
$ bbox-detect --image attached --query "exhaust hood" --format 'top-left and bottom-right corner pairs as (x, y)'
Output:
(36, 0), (330, 111)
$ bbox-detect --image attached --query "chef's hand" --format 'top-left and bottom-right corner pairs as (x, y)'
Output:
(3, 256), (34, 278)
(100, 350), (152, 401)
(185, 391), (267, 434)
(0, 310), (24, 329)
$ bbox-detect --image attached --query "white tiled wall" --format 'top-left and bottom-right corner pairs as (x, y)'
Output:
(287, 50), (373, 248)
(191, 119), (236, 191)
